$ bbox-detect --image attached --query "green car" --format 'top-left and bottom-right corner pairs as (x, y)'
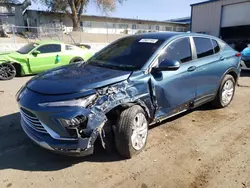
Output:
(0, 41), (94, 80)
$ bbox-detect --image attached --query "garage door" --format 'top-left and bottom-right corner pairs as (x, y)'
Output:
(221, 2), (250, 28)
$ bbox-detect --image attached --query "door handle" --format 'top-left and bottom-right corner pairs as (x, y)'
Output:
(187, 66), (196, 72)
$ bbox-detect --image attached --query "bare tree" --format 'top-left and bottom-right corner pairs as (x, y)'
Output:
(37, 0), (124, 31)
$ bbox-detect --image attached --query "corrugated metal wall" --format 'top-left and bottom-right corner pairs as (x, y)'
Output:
(191, 0), (250, 37)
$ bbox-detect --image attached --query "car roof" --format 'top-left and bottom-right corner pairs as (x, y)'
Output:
(36, 40), (63, 45)
(131, 32), (219, 41)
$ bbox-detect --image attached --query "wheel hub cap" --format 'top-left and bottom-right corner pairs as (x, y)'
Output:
(131, 113), (148, 151)
(222, 80), (234, 105)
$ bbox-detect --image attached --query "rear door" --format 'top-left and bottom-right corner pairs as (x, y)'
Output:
(28, 44), (62, 73)
(192, 37), (229, 105)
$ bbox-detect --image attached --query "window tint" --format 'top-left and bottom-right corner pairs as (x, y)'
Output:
(37, 44), (61, 53)
(161, 38), (192, 63)
(212, 39), (220, 54)
(194, 38), (214, 58)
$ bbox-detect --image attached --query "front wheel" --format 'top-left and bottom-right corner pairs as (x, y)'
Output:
(211, 74), (236, 108)
(0, 63), (16, 80)
(115, 105), (148, 158)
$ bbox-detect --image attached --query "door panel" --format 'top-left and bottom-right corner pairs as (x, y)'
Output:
(192, 38), (230, 99)
(28, 44), (62, 73)
(150, 37), (197, 118)
(151, 62), (197, 118)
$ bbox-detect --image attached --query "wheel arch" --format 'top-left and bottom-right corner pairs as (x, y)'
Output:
(216, 67), (239, 94)
(105, 99), (154, 123)
(69, 56), (84, 64)
(12, 62), (23, 76)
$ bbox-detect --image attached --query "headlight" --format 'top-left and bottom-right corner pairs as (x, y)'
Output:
(38, 94), (97, 107)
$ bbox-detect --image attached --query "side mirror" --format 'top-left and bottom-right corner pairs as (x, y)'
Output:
(153, 59), (180, 71)
(32, 50), (41, 55)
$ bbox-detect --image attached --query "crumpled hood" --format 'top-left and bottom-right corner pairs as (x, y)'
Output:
(26, 63), (132, 95)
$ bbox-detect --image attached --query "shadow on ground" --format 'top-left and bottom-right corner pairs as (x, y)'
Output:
(0, 103), (224, 172)
(0, 112), (123, 172)
(240, 70), (250, 77)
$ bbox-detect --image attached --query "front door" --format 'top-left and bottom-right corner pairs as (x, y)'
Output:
(28, 44), (62, 73)
(150, 37), (197, 119)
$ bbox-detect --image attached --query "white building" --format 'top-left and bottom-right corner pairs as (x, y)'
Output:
(24, 10), (189, 35)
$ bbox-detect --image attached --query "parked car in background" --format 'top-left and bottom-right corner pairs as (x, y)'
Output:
(240, 44), (250, 70)
(17, 32), (241, 158)
(0, 41), (94, 80)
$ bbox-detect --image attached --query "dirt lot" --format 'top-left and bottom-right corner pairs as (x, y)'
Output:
(0, 72), (250, 188)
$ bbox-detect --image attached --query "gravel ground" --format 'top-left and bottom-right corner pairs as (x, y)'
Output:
(0, 72), (250, 188)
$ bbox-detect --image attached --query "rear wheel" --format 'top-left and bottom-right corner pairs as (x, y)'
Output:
(211, 74), (235, 108)
(115, 105), (148, 158)
(0, 63), (16, 80)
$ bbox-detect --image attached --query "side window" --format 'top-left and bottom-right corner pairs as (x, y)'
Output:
(161, 38), (192, 63)
(212, 39), (220, 54)
(37, 44), (61, 54)
(194, 37), (214, 58)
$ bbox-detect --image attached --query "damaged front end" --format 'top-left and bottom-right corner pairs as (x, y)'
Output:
(18, 79), (154, 156)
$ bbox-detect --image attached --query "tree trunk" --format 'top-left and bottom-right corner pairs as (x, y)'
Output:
(72, 17), (80, 31)
(71, 10), (80, 31)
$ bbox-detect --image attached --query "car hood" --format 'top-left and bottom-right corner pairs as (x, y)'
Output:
(26, 63), (132, 95)
(0, 51), (25, 62)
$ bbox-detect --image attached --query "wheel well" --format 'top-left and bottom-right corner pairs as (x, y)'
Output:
(70, 57), (84, 63)
(227, 71), (238, 82)
(12, 63), (22, 76)
(106, 102), (151, 123)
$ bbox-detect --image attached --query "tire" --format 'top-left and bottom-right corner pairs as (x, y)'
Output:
(211, 74), (236, 108)
(69, 57), (84, 64)
(0, 63), (16, 80)
(115, 105), (148, 158)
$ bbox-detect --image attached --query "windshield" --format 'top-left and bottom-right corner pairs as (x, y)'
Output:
(88, 36), (165, 70)
(17, 43), (38, 54)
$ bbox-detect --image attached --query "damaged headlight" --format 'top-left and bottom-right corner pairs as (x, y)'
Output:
(38, 94), (97, 107)
(59, 115), (87, 129)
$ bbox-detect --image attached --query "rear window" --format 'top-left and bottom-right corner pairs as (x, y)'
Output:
(212, 39), (220, 54)
(194, 37), (214, 58)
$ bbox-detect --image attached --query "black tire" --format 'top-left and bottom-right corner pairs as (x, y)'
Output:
(0, 63), (16, 80)
(211, 74), (236, 108)
(115, 105), (148, 158)
(69, 57), (84, 64)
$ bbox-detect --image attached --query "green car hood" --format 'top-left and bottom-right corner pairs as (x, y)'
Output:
(0, 51), (26, 63)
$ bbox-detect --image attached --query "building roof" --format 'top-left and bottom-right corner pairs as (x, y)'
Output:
(191, 0), (218, 6)
(25, 9), (189, 26)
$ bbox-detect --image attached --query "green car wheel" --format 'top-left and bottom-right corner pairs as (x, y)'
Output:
(0, 63), (16, 80)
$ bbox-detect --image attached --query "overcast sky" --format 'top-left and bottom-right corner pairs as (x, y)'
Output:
(31, 0), (204, 20)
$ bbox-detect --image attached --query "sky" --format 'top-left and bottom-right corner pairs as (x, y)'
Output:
(31, 0), (204, 21)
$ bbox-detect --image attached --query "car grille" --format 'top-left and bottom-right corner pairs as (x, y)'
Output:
(20, 108), (48, 134)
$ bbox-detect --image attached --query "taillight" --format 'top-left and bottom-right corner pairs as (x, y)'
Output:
(235, 52), (241, 57)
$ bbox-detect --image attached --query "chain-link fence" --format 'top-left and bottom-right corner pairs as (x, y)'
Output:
(0, 24), (187, 52)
